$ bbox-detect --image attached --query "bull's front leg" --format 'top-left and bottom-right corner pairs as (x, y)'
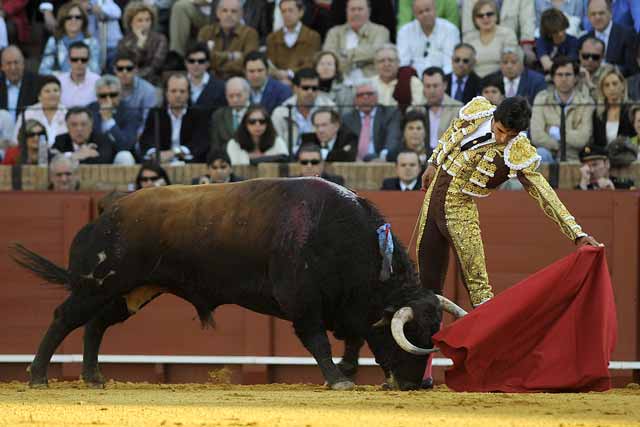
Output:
(294, 325), (354, 390)
(337, 337), (364, 378)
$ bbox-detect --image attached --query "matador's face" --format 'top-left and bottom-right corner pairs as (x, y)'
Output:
(491, 119), (519, 145)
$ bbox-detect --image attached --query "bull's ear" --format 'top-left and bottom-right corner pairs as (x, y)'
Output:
(372, 306), (396, 328)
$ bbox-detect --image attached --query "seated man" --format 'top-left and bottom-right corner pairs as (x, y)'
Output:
(381, 149), (422, 191)
(87, 75), (141, 164)
(297, 142), (345, 185)
(140, 73), (211, 163)
(48, 154), (80, 191)
(370, 44), (423, 108)
(487, 45), (546, 105)
(57, 41), (101, 108)
(577, 144), (635, 190)
(310, 106), (358, 162)
(185, 43), (227, 117)
(244, 51), (292, 114)
(192, 149), (245, 184)
(52, 107), (115, 164)
(209, 77), (251, 151)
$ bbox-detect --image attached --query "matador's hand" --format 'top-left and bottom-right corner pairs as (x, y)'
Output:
(421, 164), (436, 191)
(576, 235), (604, 247)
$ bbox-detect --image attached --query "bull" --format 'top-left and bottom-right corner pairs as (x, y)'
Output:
(11, 177), (462, 390)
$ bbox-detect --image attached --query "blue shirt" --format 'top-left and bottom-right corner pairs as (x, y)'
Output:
(123, 76), (159, 136)
(535, 34), (579, 62)
(5, 78), (21, 121)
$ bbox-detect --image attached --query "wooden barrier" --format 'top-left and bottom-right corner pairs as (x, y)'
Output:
(0, 191), (637, 387)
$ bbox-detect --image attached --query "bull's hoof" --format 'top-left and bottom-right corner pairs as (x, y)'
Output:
(86, 380), (106, 389)
(330, 380), (355, 391)
(29, 379), (48, 389)
(82, 372), (105, 389)
(336, 360), (358, 378)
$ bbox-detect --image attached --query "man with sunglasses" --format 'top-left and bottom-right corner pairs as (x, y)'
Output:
(184, 43), (226, 117)
(576, 37), (606, 99)
(57, 41), (100, 108)
(445, 43), (481, 104)
(296, 143), (345, 185)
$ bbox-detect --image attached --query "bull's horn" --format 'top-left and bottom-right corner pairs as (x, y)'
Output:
(436, 295), (468, 318)
(391, 307), (439, 355)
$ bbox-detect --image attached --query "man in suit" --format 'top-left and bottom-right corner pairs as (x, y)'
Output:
(577, 37), (607, 99)
(581, 0), (638, 77)
(52, 107), (115, 164)
(140, 73), (211, 163)
(381, 150), (422, 191)
(209, 77), (251, 151)
(185, 43), (227, 118)
(0, 45), (40, 121)
(445, 43), (481, 104)
(297, 142), (345, 185)
(310, 106), (358, 162)
(244, 51), (292, 114)
(342, 79), (402, 162)
(486, 45), (547, 105)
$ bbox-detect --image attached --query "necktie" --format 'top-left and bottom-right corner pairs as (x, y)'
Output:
(454, 78), (464, 101)
(357, 114), (372, 160)
(507, 80), (516, 97)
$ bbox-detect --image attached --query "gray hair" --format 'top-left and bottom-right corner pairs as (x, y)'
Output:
(95, 74), (121, 93)
(49, 154), (78, 173)
(375, 43), (399, 61)
(500, 45), (524, 63)
(226, 76), (251, 95)
(353, 78), (378, 96)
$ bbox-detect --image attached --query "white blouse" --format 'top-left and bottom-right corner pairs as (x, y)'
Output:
(13, 103), (68, 147)
(226, 136), (289, 165)
(606, 121), (619, 144)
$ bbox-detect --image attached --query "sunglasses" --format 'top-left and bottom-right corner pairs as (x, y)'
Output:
(453, 57), (471, 64)
(65, 14), (83, 21)
(300, 159), (321, 165)
(581, 53), (601, 61)
(70, 57), (89, 63)
(98, 92), (120, 99)
(300, 85), (319, 92)
(140, 175), (159, 182)
(55, 171), (73, 177)
(187, 58), (208, 64)
(115, 65), (135, 72)
(247, 118), (267, 125)
(27, 131), (46, 138)
(476, 11), (495, 18)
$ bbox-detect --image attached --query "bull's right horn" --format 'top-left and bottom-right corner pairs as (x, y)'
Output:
(436, 295), (468, 318)
(391, 307), (439, 355)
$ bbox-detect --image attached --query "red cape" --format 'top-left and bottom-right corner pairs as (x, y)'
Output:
(432, 247), (617, 392)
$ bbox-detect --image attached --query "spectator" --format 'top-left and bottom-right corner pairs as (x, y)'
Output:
(445, 43), (481, 104)
(87, 74), (141, 163)
(401, 110), (429, 166)
(197, 0), (260, 80)
(226, 105), (289, 165)
(81, 0), (122, 69)
(581, 0), (638, 77)
(397, 0), (461, 29)
(39, 1), (100, 75)
(341, 78), (401, 162)
(193, 149), (244, 184)
(464, 0), (519, 77)
(244, 51), (292, 114)
(14, 75), (68, 146)
(272, 67), (336, 151)
(0, 108), (12, 157)
(113, 52), (159, 136)
(371, 44), (424, 109)
(0, 45), (40, 121)
(323, 0), (390, 82)
(576, 36), (607, 99)
(535, 0), (584, 37)
(296, 142), (345, 185)
(536, 8), (579, 73)
(169, 0), (212, 58)
(52, 106), (115, 163)
(577, 143), (635, 190)
(397, 0), (460, 77)
(117, 1), (168, 86)
(592, 67), (634, 147)
(135, 160), (171, 189)
(2, 119), (47, 165)
(582, 0), (640, 34)
(531, 56), (595, 162)
(462, 0), (535, 64)
(310, 106), (358, 161)
(314, 50), (354, 113)
(380, 149), (421, 191)
(185, 42), (226, 116)
(49, 153), (80, 191)
(479, 73), (505, 106)
(209, 76), (251, 151)
(140, 73), (210, 163)
(487, 45), (546, 105)
(630, 105), (640, 148)
(267, 0), (322, 84)
(57, 41), (101, 108)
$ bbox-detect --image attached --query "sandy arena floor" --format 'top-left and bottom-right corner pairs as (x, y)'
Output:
(1, 381), (639, 427)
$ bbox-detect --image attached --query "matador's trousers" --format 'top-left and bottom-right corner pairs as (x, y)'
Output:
(416, 167), (494, 307)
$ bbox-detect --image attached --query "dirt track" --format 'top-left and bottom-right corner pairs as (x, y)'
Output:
(1, 381), (639, 427)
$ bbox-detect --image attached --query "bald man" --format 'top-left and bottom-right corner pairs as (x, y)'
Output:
(0, 45), (41, 120)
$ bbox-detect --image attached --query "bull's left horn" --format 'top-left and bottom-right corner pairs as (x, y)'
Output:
(391, 307), (439, 355)
(436, 295), (468, 318)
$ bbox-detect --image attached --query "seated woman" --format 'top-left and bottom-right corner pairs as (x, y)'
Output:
(592, 67), (635, 148)
(400, 110), (428, 168)
(134, 161), (171, 190)
(226, 105), (289, 166)
(38, 1), (101, 75)
(314, 50), (354, 113)
(536, 8), (579, 74)
(3, 119), (48, 165)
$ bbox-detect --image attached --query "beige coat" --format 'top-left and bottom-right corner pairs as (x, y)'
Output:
(323, 21), (390, 78)
(370, 75), (424, 107)
(461, 0), (535, 42)
(464, 26), (519, 77)
(530, 88), (595, 161)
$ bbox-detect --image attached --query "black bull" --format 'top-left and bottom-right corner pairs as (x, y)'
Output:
(11, 177), (444, 390)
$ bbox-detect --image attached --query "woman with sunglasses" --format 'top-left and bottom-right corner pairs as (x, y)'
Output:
(464, 0), (517, 77)
(134, 161), (171, 190)
(226, 105), (289, 165)
(39, 1), (101, 75)
(116, 1), (167, 85)
(2, 120), (49, 165)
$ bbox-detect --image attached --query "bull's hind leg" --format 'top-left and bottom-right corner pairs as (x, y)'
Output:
(30, 294), (109, 387)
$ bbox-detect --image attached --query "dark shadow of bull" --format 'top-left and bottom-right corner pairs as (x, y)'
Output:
(10, 177), (463, 390)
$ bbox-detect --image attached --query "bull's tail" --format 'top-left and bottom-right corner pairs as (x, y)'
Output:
(9, 243), (72, 290)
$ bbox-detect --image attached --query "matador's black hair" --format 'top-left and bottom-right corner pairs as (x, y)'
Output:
(493, 96), (531, 133)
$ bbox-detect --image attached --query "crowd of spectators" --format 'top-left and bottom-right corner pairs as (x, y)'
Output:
(0, 0), (639, 191)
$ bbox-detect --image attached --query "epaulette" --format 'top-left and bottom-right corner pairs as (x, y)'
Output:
(458, 96), (496, 121)
(504, 133), (541, 174)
